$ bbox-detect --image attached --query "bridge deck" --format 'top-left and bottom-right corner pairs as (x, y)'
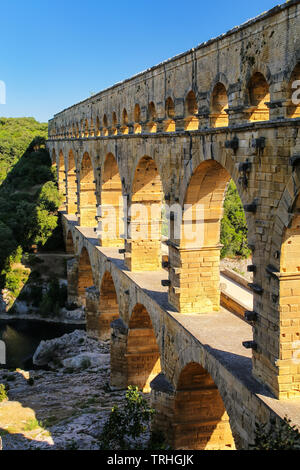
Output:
(67, 215), (300, 428)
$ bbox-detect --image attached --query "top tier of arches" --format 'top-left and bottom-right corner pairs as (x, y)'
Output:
(49, 61), (300, 139)
(48, 0), (300, 140)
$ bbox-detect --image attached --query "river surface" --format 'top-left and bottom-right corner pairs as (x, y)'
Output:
(0, 319), (85, 369)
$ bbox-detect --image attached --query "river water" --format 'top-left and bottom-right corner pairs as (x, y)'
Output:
(0, 319), (85, 369)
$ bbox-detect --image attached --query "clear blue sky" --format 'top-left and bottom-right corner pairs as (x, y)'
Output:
(0, 0), (282, 123)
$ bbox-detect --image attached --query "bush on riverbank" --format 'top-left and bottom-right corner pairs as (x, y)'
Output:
(99, 386), (167, 450)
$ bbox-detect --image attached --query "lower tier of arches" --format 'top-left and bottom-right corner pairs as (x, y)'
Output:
(62, 213), (300, 450)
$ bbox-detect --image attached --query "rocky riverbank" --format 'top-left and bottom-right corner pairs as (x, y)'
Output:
(0, 330), (143, 450)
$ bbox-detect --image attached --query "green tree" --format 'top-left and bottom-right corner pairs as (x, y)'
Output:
(251, 417), (300, 450)
(0, 118), (62, 292)
(99, 386), (156, 450)
(221, 180), (251, 258)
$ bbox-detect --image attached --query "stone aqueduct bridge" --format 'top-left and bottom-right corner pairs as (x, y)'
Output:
(47, 1), (300, 449)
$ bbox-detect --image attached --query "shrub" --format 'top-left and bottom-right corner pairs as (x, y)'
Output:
(5, 271), (21, 296)
(23, 418), (40, 431)
(30, 285), (43, 307)
(251, 417), (300, 450)
(98, 386), (156, 450)
(0, 384), (8, 402)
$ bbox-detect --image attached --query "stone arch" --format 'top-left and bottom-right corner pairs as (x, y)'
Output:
(164, 97), (175, 132)
(210, 82), (229, 128)
(58, 150), (66, 195)
(100, 152), (124, 247)
(80, 120), (84, 138)
(89, 118), (94, 137)
(103, 114), (108, 136)
(172, 362), (236, 450)
(246, 72), (270, 122)
(121, 108), (129, 134)
(84, 119), (89, 137)
(127, 303), (161, 392)
(181, 160), (230, 248)
(77, 246), (94, 305)
(126, 155), (164, 271)
(98, 271), (120, 340)
(184, 90), (199, 131)
(280, 192), (300, 274)
(96, 116), (101, 136)
(134, 103), (142, 134)
(51, 148), (56, 166)
(76, 122), (79, 138)
(79, 152), (97, 227)
(111, 111), (118, 135)
(271, 167), (300, 257)
(66, 230), (75, 254)
(147, 102), (157, 133)
(276, 189), (300, 397)
(169, 159), (250, 314)
(287, 63), (300, 118)
(67, 149), (77, 214)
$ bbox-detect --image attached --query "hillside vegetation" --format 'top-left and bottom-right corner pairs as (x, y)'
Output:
(0, 117), (62, 295)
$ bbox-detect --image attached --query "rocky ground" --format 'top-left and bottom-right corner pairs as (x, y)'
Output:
(0, 331), (147, 450)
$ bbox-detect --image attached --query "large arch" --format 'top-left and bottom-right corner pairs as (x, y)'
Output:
(275, 191), (300, 396)
(67, 149), (77, 214)
(58, 150), (66, 194)
(77, 247), (94, 306)
(127, 304), (161, 392)
(51, 148), (56, 167)
(172, 362), (235, 450)
(100, 153), (124, 247)
(79, 152), (97, 227)
(126, 156), (164, 271)
(287, 63), (300, 118)
(98, 272), (120, 340)
(169, 160), (234, 313)
(65, 230), (75, 254)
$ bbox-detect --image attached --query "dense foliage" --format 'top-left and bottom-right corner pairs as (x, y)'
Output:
(221, 180), (251, 259)
(18, 277), (68, 318)
(251, 417), (300, 450)
(0, 117), (62, 291)
(0, 117), (48, 184)
(99, 386), (166, 450)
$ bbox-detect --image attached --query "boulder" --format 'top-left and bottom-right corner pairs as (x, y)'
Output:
(62, 352), (109, 369)
(33, 330), (109, 369)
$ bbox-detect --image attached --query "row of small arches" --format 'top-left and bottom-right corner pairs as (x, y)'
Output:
(50, 66), (300, 139)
